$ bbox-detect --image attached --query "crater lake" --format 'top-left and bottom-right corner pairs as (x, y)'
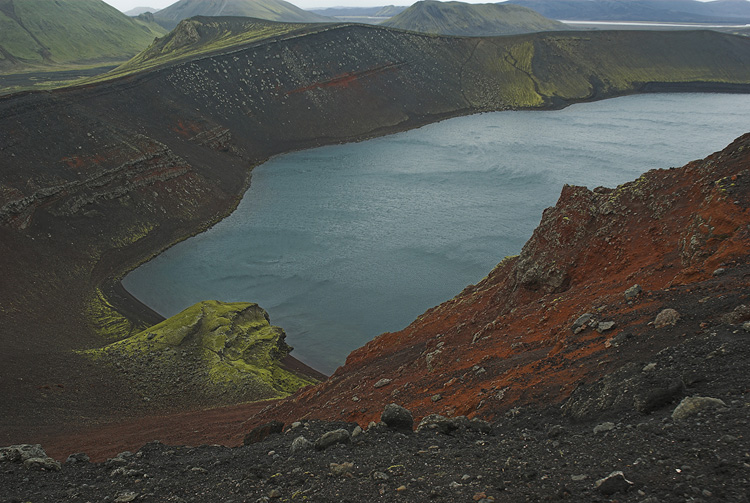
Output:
(123, 93), (750, 374)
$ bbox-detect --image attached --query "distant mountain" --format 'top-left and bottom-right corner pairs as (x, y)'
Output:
(381, 1), (569, 36)
(125, 6), (159, 16)
(153, 0), (332, 30)
(0, 0), (166, 72)
(309, 5), (408, 19)
(506, 0), (750, 23)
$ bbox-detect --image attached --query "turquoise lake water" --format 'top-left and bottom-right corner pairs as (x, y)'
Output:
(123, 93), (750, 374)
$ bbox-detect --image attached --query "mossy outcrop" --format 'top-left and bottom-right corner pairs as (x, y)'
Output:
(83, 301), (317, 407)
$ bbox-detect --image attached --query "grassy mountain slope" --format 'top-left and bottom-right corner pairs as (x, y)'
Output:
(153, 0), (331, 30)
(508, 0), (750, 23)
(105, 17), (324, 80)
(381, 1), (569, 36)
(0, 0), (166, 72)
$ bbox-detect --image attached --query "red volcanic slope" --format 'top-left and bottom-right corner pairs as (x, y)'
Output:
(39, 133), (750, 460)
(247, 132), (750, 428)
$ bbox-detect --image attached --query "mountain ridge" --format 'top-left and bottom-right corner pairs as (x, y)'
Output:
(152, 0), (331, 30)
(382, 0), (570, 36)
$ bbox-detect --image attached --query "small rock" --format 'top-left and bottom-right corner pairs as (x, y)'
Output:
(654, 308), (680, 328)
(593, 422), (615, 434)
(743, 321), (750, 333)
(23, 457), (61, 471)
(351, 426), (363, 439)
(66, 452), (90, 464)
(571, 474), (587, 481)
(113, 492), (138, 503)
(597, 321), (616, 333)
(712, 268), (726, 276)
(244, 420), (284, 445)
(372, 471), (390, 481)
(624, 284), (642, 300)
(572, 313), (593, 331)
(546, 424), (565, 438)
(431, 394), (443, 402)
(449, 481), (463, 489)
(722, 305), (750, 325)
(268, 488), (281, 499)
(329, 462), (354, 477)
(396, 485), (407, 492)
(381, 403), (413, 432)
(672, 396), (727, 420)
(315, 429), (350, 450)
(642, 363), (657, 372)
(290, 435), (313, 453)
(374, 378), (392, 388)
(594, 471), (633, 495)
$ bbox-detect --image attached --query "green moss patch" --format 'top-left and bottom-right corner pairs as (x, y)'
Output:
(81, 301), (318, 407)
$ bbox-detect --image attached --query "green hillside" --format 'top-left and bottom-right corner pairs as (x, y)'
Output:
(96, 17), (325, 82)
(153, 0), (332, 30)
(381, 0), (569, 36)
(0, 0), (166, 72)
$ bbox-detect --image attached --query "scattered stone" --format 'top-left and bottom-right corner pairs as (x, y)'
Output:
(594, 471), (633, 495)
(396, 485), (407, 492)
(712, 268), (726, 276)
(244, 420), (284, 445)
(546, 424), (565, 438)
(743, 321), (750, 333)
(721, 305), (750, 325)
(572, 313), (593, 331)
(373, 378), (392, 388)
(329, 461), (354, 477)
(634, 378), (684, 413)
(672, 396), (727, 420)
(66, 452), (90, 464)
(372, 471), (390, 481)
(0, 444), (48, 463)
(571, 474), (588, 481)
(351, 426), (363, 439)
(654, 308), (680, 328)
(597, 321), (616, 333)
(381, 403), (413, 432)
(624, 284), (642, 300)
(593, 422), (615, 434)
(23, 457), (61, 471)
(113, 492), (138, 503)
(268, 488), (281, 499)
(642, 363), (657, 372)
(290, 435), (313, 453)
(315, 429), (350, 450)
(431, 394), (442, 402)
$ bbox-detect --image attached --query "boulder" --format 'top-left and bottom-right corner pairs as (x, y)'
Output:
(315, 429), (350, 450)
(672, 396), (727, 420)
(244, 420), (284, 445)
(381, 403), (413, 432)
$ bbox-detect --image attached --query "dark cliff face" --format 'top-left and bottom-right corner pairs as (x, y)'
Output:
(1, 22), (750, 439)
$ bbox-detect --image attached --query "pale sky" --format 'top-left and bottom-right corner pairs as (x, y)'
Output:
(103, 0), (508, 13)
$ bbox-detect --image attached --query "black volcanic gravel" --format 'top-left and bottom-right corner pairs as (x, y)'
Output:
(2, 325), (749, 503)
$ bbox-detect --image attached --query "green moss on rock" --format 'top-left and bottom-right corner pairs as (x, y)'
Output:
(82, 301), (318, 407)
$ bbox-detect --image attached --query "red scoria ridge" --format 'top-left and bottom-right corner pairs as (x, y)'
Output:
(245, 132), (750, 429)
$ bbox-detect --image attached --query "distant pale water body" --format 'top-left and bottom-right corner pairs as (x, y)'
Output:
(124, 94), (750, 374)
